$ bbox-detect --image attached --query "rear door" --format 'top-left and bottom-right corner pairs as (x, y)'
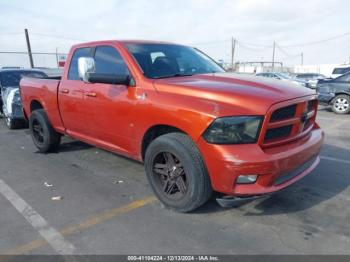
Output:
(58, 47), (93, 137)
(83, 45), (135, 154)
(332, 73), (350, 93)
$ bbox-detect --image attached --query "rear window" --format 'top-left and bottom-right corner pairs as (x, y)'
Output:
(332, 67), (350, 75)
(0, 71), (47, 88)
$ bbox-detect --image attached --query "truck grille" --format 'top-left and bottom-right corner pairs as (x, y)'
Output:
(265, 125), (293, 140)
(270, 105), (297, 122)
(261, 99), (318, 147)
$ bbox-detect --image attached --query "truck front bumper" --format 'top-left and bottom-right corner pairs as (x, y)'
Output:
(197, 127), (324, 196)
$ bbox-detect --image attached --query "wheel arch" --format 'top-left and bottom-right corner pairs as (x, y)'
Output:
(30, 99), (44, 112)
(141, 124), (189, 161)
(334, 92), (350, 97)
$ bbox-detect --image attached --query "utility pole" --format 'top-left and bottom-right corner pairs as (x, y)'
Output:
(301, 52), (304, 65)
(55, 47), (59, 68)
(231, 37), (236, 71)
(272, 41), (276, 71)
(25, 29), (34, 68)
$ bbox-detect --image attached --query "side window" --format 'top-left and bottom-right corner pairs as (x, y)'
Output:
(68, 47), (92, 80)
(335, 73), (350, 82)
(94, 46), (129, 75)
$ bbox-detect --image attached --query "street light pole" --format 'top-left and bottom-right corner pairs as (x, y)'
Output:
(231, 37), (236, 71)
(272, 41), (276, 71)
(301, 52), (304, 65)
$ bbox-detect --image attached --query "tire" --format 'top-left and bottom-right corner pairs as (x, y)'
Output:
(29, 109), (61, 153)
(5, 116), (18, 130)
(144, 132), (212, 212)
(331, 95), (350, 114)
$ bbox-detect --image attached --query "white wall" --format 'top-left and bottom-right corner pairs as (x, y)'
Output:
(293, 64), (343, 77)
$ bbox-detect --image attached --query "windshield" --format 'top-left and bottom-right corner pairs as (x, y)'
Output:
(332, 67), (350, 75)
(125, 43), (225, 79)
(274, 72), (290, 79)
(0, 71), (47, 88)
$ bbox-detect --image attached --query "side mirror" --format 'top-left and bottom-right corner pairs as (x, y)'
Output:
(87, 73), (132, 85)
(78, 57), (95, 82)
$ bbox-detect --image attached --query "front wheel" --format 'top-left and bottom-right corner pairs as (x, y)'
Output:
(332, 95), (350, 114)
(29, 109), (61, 153)
(144, 133), (212, 212)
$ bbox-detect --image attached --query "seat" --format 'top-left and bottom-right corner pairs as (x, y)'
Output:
(152, 57), (180, 76)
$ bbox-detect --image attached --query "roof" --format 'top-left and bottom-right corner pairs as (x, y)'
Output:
(0, 68), (47, 74)
(71, 39), (185, 49)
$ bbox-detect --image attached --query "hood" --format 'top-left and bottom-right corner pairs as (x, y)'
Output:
(292, 78), (307, 83)
(153, 73), (313, 116)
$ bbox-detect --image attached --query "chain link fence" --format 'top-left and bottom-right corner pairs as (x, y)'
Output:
(0, 52), (67, 69)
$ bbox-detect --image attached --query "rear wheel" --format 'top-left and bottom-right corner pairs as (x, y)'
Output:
(332, 95), (350, 114)
(144, 133), (212, 212)
(29, 109), (61, 153)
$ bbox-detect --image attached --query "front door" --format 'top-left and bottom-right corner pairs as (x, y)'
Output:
(83, 45), (136, 154)
(59, 47), (93, 138)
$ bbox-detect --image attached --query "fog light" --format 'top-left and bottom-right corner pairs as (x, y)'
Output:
(237, 175), (258, 184)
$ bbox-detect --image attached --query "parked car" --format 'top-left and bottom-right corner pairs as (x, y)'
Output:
(295, 73), (325, 89)
(256, 72), (310, 88)
(331, 65), (350, 79)
(317, 72), (350, 114)
(20, 40), (323, 212)
(0, 69), (48, 129)
(1, 66), (22, 69)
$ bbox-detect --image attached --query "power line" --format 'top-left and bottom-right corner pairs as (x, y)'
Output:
(0, 51), (67, 55)
(189, 39), (230, 46)
(0, 32), (23, 36)
(236, 40), (271, 48)
(236, 41), (272, 52)
(279, 31), (350, 47)
(275, 44), (300, 57)
(30, 33), (86, 42)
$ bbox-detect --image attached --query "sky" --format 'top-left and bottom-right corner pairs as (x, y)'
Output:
(0, 0), (350, 68)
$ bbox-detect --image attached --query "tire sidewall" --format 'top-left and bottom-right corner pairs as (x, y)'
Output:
(29, 110), (51, 152)
(332, 95), (350, 114)
(145, 136), (202, 211)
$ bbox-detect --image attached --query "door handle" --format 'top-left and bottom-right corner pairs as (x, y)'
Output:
(60, 89), (69, 94)
(85, 92), (97, 97)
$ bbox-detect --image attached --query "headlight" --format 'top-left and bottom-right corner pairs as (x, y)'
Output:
(203, 116), (263, 144)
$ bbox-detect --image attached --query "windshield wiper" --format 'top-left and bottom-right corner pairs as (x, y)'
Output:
(153, 73), (194, 79)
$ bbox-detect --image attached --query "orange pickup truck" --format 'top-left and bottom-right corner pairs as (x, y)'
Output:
(20, 40), (324, 212)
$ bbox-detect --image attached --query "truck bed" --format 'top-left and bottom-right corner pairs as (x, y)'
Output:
(20, 77), (64, 132)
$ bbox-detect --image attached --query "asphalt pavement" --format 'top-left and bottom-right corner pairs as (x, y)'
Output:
(0, 108), (349, 255)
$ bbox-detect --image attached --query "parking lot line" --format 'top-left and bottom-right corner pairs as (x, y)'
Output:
(321, 156), (350, 165)
(6, 195), (156, 255)
(0, 179), (76, 255)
